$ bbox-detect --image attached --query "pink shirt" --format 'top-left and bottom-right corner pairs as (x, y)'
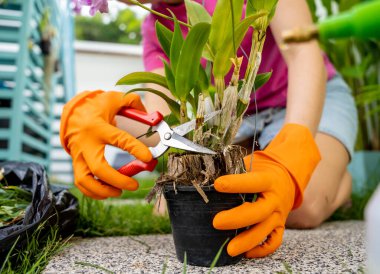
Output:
(142, 1), (336, 113)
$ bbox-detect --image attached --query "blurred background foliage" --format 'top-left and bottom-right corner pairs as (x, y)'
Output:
(75, 8), (143, 44)
(307, 0), (380, 151)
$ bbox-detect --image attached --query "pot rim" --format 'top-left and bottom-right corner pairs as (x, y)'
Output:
(163, 184), (215, 192)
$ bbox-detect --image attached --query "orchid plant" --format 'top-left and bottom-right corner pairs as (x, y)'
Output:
(72, 0), (109, 15)
(74, 0), (278, 150)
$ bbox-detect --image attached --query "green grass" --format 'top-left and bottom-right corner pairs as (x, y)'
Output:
(0, 184), (32, 227)
(68, 177), (156, 200)
(69, 176), (171, 237)
(329, 187), (376, 221)
(119, 177), (156, 199)
(73, 191), (171, 237)
(0, 223), (70, 274)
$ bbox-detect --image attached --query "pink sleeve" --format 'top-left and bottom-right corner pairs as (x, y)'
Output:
(141, 15), (169, 72)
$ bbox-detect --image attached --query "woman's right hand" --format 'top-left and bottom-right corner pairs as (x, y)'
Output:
(60, 91), (152, 199)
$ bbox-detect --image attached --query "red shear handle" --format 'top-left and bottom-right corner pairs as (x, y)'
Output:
(118, 107), (163, 126)
(118, 159), (158, 177)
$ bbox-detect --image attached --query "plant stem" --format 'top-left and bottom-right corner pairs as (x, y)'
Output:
(214, 77), (225, 102)
(224, 30), (267, 145)
(238, 30), (266, 114)
(193, 94), (205, 143)
(180, 100), (188, 124)
(129, 0), (191, 28)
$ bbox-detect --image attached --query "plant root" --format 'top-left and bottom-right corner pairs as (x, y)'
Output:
(146, 145), (246, 202)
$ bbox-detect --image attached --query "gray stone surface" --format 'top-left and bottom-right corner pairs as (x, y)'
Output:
(44, 221), (365, 274)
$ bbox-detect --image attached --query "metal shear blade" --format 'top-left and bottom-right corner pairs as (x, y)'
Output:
(173, 110), (221, 136)
(149, 110), (221, 158)
(163, 132), (216, 154)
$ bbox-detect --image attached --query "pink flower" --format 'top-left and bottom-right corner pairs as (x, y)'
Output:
(89, 0), (109, 16)
(72, 0), (109, 15)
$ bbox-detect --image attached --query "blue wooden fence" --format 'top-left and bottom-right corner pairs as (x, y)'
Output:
(0, 0), (75, 181)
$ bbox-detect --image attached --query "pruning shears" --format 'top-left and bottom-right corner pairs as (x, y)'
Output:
(116, 107), (219, 177)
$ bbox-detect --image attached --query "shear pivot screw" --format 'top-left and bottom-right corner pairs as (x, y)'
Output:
(164, 133), (172, 140)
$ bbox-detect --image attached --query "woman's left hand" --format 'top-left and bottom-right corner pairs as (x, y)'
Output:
(213, 124), (321, 257)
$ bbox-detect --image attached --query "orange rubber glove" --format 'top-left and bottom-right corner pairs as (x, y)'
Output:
(60, 91), (152, 199)
(213, 124), (321, 258)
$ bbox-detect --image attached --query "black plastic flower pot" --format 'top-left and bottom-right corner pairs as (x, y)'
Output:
(163, 184), (254, 267)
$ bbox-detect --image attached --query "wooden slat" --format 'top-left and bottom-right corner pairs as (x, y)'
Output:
(22, 134), (49, 153)
(29, 48), (44, 68)
(31, 27), (41, 42)
(0, 129), (10, 138)
(34, 0), (44, 16)
(23, 115), (50, 140)
(0, 68), (15, 80)
(0, 89), (13, 99)
(25, 77), (44, 102)
(0, 9), (22, 21)
(0, 50), (17, 61)
(0, 109), (12, 117)
(0, 150), (10, 159)
(27, 65), (44, 86)
(23, 96), (50, 125)
(0, 19), (21, 28)
(21, 152), (48, 166)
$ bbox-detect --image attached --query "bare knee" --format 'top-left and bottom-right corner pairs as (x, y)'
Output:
(286, 197), (326, 229)
(286, 171), (352, 229)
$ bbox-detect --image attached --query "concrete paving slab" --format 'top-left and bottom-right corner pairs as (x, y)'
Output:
(44, 221), (365, 274)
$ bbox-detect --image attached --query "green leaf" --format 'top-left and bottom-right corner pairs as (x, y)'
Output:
(306, 0), (318, 23)
(187, 93), (197, 113)
(340, 55), (372, 80)
(125, 88), (180, 119)
(254, 71), (272, 90)
(321, 0), (332, 16)
(246, 0), (278, 30)
(209, 0), (244, 54)
(169, 10), (184, 76)
(213, 12), (267, 78)
(184, 0), (214, 61)
(116, 72), (168, 89)
(192, 84), (201, 110)
(164, 113), (180, 127)
(198, 65), (209, 92)
(356, 85), (380, 105)
(182, 252), (187, 274)
(208, 238), (229, 274)
(155, 21), (173, 57)
(339, 0), (361, 12)
(202, 45), (214, 61)
(246, 0), (254, 18)
(184, 0), (211, 25)
(366, 105), (380, 118)
(340, 66), (365, 79)
(163, 59), (178, 98)
(246, 0), (278, 20)
(175, 22), (211, 100)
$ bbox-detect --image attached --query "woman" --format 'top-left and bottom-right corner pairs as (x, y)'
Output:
(61, 0), (357, 257)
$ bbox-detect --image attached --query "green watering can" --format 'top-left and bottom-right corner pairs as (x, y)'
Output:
(283, 0), (380, 43)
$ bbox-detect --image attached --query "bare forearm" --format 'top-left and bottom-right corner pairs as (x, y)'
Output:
(270, 0), (327, 136)
(285, 44), (327, 136)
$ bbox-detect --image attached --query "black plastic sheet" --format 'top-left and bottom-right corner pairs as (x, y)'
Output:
(0, 162), (78, 261)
